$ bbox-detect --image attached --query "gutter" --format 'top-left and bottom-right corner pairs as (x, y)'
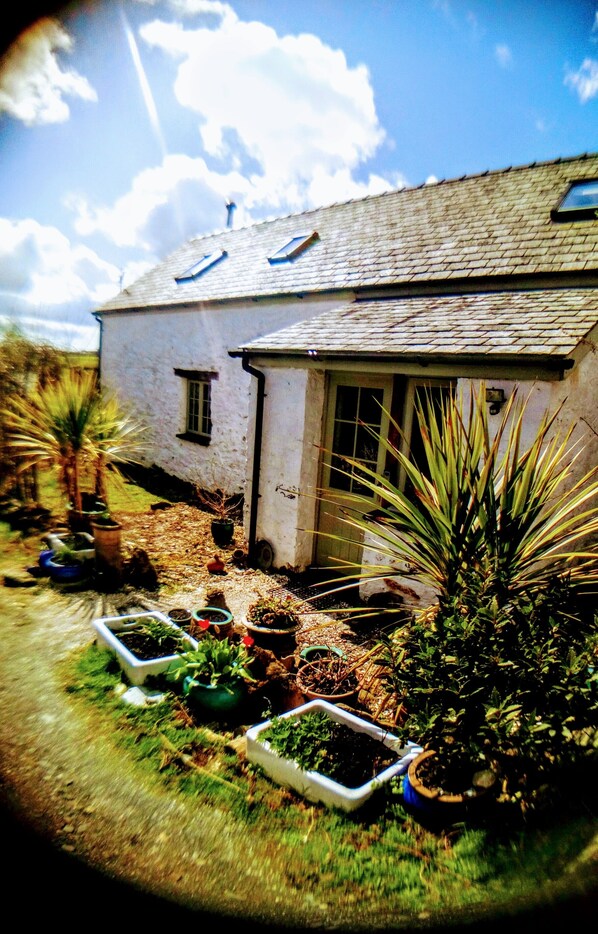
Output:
(241, 352), (265, 566)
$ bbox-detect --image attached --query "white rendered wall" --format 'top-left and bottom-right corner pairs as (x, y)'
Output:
(99, 295), (344, 496)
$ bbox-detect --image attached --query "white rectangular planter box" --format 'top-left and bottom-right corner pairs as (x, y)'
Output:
(246, 699), (423, 812)
(92, 611), (197, 686)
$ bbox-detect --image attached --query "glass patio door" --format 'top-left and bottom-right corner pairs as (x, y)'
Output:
(315, 373), (392, 573)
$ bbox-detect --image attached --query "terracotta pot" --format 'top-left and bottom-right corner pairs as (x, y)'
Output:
(403, 749), (497, 820)
(91, 518), (123, 591)
(296, 662), (358, 705)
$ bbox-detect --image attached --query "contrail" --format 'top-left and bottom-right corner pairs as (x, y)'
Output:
(119, 4), (167, 159)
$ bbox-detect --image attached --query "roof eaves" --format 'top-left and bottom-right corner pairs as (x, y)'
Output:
(229, 347), (575, 372)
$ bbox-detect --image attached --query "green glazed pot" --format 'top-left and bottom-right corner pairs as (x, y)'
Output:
(183, 675), (245, 716)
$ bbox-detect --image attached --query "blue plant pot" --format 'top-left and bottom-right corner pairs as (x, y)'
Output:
(299, 645), (346, 663)
(191, 607), (234, 640)
(38, 549), (54, 570)
(46, 556), (89, 584)
(183, 675), (245, 716)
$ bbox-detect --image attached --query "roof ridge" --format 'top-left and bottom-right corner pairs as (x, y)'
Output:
(187, 151), (598, 244)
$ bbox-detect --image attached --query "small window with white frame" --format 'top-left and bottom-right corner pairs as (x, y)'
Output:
(187, 379), (211, 437)
(174, 368), (216, 445)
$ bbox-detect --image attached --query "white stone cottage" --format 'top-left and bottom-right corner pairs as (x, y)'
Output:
(95, 152), (598, 606)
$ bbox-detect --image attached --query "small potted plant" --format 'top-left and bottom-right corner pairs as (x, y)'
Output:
(244, 594), (302, 653)
(190, 606), (234, 641)
(296, 653), (361, 705)
(195, 486), (242, 548)
(46, 542), (91, 585)
(167, 632), (255, 718)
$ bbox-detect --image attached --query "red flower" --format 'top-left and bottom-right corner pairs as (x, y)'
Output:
(197, 618), (210, 630)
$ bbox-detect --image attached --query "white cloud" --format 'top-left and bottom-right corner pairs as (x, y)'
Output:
(139, 8), (385, 208)
(0, 218), (119, 350)
(0, 17), (97, 126)
(70, 154), (255, 251)
(564, 58), (598, 102)
(0, 218), (118, 305)
(494, 44), (512, 68)
(161, 0), (235, 23)
(59, 3), (400, 262)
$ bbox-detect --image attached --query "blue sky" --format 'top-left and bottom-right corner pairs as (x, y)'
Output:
(0, 0), (597, 351)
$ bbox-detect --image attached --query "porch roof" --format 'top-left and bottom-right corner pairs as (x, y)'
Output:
(232, 287), (598, 361)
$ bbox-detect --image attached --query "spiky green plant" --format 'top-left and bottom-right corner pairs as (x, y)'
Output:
(2, 369), (146, 515)
(318, 382), (598, 609)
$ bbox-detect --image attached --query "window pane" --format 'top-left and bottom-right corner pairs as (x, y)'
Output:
(329, 455), (351, 491)
(333, 421), (356, 457)
(355, 424), (378, 462)
(351, 467), (375, 498)
(561, 180), (598, 210)
(201, 382), (212, 435)
(335, 386), (358, 421)
(358, 387), (384, 427)
(187, 382), (200, 433)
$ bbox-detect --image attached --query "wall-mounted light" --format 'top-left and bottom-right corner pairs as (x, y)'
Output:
(486, 387), (506, 415)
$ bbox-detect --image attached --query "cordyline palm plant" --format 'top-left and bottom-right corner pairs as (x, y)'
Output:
(319, 381), (598, 611)
(3, 369), (146, 516)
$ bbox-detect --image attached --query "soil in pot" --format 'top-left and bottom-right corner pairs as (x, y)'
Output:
(167, 608), (193, 626)
(116, 628), (188, 661)
(189, 607), (234, 640)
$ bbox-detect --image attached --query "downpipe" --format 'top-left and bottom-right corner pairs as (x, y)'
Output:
(242, 353), (265, 566)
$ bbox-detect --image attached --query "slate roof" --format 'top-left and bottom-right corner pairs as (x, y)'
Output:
(235, 287), (598, 361)
(97, 153), (598, 315)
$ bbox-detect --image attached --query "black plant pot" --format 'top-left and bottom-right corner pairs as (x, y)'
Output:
(211, 518), (234, 547)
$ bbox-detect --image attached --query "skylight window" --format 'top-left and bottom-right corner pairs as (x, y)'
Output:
(551, 179), (598, 222)
(268, 231), (319, 264)
(175, 249), (227, 282)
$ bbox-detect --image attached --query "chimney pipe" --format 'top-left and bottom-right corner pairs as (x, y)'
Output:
(226, 201), (236, 228)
